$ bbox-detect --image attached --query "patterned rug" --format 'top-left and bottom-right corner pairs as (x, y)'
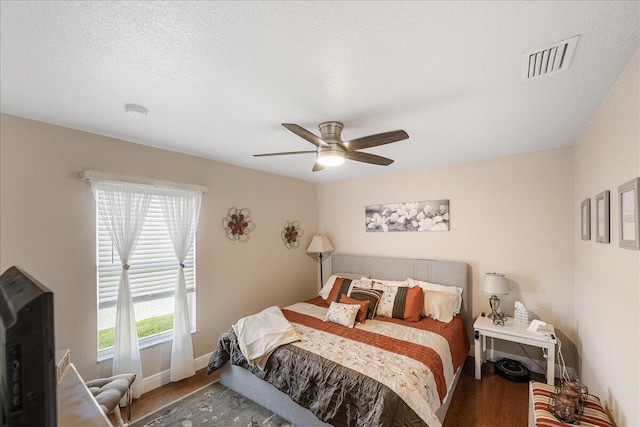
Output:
(130, 381), (292, 427)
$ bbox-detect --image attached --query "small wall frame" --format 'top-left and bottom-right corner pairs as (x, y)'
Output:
(580, 198), (591, 241)
(618, 177), (640, 250)
(595, 190), (610, 243)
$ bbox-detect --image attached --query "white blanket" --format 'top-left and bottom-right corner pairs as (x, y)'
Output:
(232, 305), (302, 370)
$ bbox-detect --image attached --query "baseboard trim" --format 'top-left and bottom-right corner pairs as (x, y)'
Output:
(142, 351), (213, 394)
(470, 344), (578, 380)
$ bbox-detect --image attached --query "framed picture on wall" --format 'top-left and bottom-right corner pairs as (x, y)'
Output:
(581, 198), (590, 241)
(618, 177), (640, 250)
(595, 190), (610, 243)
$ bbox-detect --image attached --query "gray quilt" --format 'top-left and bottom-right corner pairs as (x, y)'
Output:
(207, 328), (429, 427)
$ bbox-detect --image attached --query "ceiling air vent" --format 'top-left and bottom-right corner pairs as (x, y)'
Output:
(522, 35), (579, 81)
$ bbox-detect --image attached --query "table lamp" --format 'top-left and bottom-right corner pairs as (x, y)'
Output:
(482, 273), (508, 324)
(306, 234), (334, 286)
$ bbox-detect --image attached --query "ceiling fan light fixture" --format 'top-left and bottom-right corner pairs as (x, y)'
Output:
(317, 150), (345, 167)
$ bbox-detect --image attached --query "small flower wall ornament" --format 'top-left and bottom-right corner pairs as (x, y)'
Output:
(223, 206), (256, 242)
(282, 220), (304, 249)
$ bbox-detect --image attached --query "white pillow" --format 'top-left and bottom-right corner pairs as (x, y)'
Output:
(335, 272), (370, 280)
(369, 278), (409, 291)
(319, 275), (338, 299)
(324, 302), (360, 328)
(423, 290), (459, 323)
(407, 278), (463, 315)
(350, 278), (374, 290)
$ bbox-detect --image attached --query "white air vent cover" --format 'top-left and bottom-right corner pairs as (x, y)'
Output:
(522, 35), (579, 81)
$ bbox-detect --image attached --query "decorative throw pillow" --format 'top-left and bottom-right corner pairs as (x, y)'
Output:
(319, 275), (338, 299)
(407, 278), (463, 315)
(376, 285), (423, 322)
(324, 302), (360, 328)
(423, 290), (459, 323)
(370, 278), (409, 291)
(350, 278), (375, 289)
(326, 277), (354, 304)
(335, 272), (370, 280)
(348, 288), (383, 319)
(339, 294), (370, 324)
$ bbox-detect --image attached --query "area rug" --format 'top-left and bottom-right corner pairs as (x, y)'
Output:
(130, 381), (292, 427)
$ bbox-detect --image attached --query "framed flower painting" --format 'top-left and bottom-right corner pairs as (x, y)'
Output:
(365, 200), (449, 232)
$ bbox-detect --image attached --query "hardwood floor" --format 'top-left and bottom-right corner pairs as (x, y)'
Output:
(443, 357), (543, 427)
(120, 357), (542, 426)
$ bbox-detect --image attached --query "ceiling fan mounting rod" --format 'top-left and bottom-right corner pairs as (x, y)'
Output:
(319, 121), (344, 143)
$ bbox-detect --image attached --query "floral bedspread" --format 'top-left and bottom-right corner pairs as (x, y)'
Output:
(208, 297), (469, 427)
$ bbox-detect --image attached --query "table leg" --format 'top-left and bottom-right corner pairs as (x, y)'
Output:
(547, 344), (555, 385)
(474, 330), (481, 380)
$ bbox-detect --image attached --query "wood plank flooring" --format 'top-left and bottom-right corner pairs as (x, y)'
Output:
(119, 357), (542, 426)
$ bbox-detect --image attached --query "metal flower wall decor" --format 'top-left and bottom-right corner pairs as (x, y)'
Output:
(223, 206), (256, 242)
(281, 220), (304, 249)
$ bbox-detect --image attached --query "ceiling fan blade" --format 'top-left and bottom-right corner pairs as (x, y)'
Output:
(345, 130), (409, 151)
(282, 123), (329, 148)
(344, 151), (394, 166)
(312, 162), (325, 172)
(253, 150), (316, 157)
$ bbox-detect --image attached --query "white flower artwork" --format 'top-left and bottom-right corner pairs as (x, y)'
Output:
(365, 200), (449, 232)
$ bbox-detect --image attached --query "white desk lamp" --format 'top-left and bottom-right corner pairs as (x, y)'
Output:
(482, 273), (508, 325)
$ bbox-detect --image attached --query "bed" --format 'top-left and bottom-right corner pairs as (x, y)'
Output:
(208, 254), (472, 427)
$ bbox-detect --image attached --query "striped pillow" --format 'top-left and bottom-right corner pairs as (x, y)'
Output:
(348, 288), (383, 319)
(377, 285), (424, 322)
(326, 277), (353, 304)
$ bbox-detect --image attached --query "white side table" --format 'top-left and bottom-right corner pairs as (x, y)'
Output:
(474, 315), (557, 385)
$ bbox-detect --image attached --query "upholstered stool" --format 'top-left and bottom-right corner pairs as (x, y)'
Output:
(86, 373), (136, 426)
(529, 380), (612, 427)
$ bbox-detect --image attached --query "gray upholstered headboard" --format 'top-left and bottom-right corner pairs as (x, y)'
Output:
(331, 254), (473, 342)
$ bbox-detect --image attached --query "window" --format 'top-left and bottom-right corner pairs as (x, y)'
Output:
(96, 193), (196, 358)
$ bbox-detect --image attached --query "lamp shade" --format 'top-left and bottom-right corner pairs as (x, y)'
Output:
(482, 273), (508, 295)
(306, 234), (334, 254)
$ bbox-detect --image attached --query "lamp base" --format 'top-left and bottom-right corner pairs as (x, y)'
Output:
(488, 295), (506, 325)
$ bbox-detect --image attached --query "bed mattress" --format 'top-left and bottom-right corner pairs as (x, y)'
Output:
(208, 296), (469, 427)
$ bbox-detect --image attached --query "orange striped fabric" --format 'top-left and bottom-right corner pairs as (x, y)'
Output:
(375, 314), (470, 373)
(282, 307), (449, 402)
(306, 295), (470, 371)
(530, 381), (612, 427)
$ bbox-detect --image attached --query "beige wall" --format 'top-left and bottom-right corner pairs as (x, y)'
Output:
(0, 114), (318, 382)
(318, 148), (576, 365)
(573, 52), (639, 426)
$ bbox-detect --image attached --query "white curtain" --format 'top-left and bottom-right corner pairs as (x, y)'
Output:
(92, 181), (152, 399)
(159, 190), (202, 381)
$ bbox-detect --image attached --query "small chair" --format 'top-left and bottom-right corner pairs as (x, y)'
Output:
(86, 373), (136, 426)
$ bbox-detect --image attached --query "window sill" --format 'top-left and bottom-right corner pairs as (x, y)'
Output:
(97, 329), (195, 362)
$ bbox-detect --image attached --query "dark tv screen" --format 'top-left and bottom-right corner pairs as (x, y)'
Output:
(0, 266), (56, 426)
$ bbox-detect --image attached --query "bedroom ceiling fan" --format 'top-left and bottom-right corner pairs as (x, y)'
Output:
(254, 122), (409, 172)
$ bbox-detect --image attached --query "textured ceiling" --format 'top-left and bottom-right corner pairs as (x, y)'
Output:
(1, 1), (639, 183)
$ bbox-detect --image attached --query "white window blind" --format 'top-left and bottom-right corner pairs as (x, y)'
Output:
(97, 194), (196, 310)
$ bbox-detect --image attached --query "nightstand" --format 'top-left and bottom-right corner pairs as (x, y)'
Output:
(474, 315), (557, 385)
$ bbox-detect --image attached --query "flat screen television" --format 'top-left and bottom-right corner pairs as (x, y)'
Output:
(0, 266), (56, 426)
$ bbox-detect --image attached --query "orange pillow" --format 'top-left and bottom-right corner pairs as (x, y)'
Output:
(377, 286), (424, 322)
(339, 295), (370, 324)
(402, 286), (425, 322)
(327, 277), (353, 304)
